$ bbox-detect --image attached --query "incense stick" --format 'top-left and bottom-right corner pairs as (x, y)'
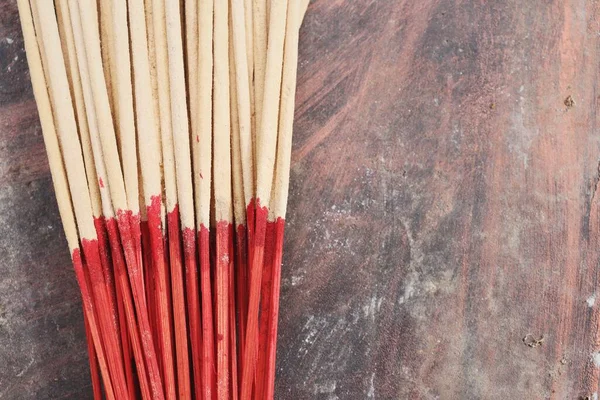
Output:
(164, 0), (199, 397)
(214, 0), (233, 397)
(54, 0), (101, 220)
(66, 2), (157, 399)
(150, 0), (179, 396)
(265, 1), (301, 396)
(241, 1), (289, 398)
(19, 0), (309, 396)
(52, 11), (130, 390)
(32, 1), (130, 397)
(98, 0), (116, 116)
(252, 0), (268, 159)
(128, 0), (174, 396)
(229, 12), (249, 385)
(54, 2), (137, 397)
(195, 0), (216, 397)
(231, 0), (255, 209)
(17, 2), (114, 397)
(185, 0), (198, 146)
(228, 19), (244, 398)
(110, 0), (139, 217)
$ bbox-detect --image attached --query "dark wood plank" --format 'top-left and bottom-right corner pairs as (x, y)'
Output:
(281, 0), (600, 399)
(2, 0), (600, 398)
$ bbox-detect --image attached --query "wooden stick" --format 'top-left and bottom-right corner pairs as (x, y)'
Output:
(32, 1), (130, 398)
(302, 0), (310, 20)
(98, 0), (116, 116)
(185, 0), (198, 151)
(214, 0), (233, 397)
(17, 3), (115, 398)
(128, 0), (177, 398)
(228, 229), (239, 400)
(22, 0), (308, 396)
(194, 0), (213, 230)
(230, 8), (247, 236)
(213, 0), (233, 226)
(54, 0), (116, 290)
(54, 0), (101, 219)
(271, 0), (300, 221)
(150, 0), (178, 396)
(59, 9), (128, 372)
(75, 0), (129, 222)
(144, 0), (163, 226)
(52, 11), (131, 393)
(195, 0), (216, 397)
(73, 4), (165, 400)
(254, 0), (288, 204)
(104, 214), (155, 400)
(110, 0), (144, 302)
(72, 6), (162, 397)
(264, 2), (301, 397)
(241, 0), (289, 398)
(129, 0), (162, 214)
(164, 0), (199, 398)
(152, 0), (177, 217)
(264, 218), (285, 399)
(66, 1), (152, 397)
(32, 0), (96, 241)
(231, 0), (255, 207)
(244, 0), (255, 146)
(109, 0), (139, 216)
(229, 12), (249, 380)
(59, 0), (114, 221)
(228, 19), (243, 397)
(252, 0), (268, 155)
(83, 309), (103, 400)
(164, 0), (196, 239)
(255, 220), (274, 399)
(54, 2), (134, 397)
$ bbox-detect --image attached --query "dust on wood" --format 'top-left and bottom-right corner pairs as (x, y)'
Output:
(564, 95), (575, 109)
(522, 334), (545, 348)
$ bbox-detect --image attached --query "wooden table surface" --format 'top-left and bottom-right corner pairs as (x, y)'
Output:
(2, 0), (600, 398)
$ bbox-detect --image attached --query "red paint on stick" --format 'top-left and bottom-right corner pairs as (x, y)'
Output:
(235, 224), (248, 373)
(98, 177), (104, 188)
(165, 207), (191, 399)
(129, 212), (143, 285)
(81, 239), (130, 400)
(92, 218), (119, 335)
(116, 269), (135, 400)
(71, 249), (117, 400)
(216, 221), (232, 400)
(246, 200), (256, 263)
(141, 220), (158, 350)
(148, 198), (176, 400)
(264, 218), (285, 400)
(106, 213), (164, 399)
(94, 216), (134, 399)
(183, 227), (203, 400)
(104, 218), (158, 400)
(255, 220), (276, 400)
(82, 302), (103, 400)
(240, 200), (268, 400)
(228, 226), (239, 400)
(198, 224), (216, 400)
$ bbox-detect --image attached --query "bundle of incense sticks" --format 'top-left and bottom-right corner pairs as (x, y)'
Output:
(18, 0), (308, 398)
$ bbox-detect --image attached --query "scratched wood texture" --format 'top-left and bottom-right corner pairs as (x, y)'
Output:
(1, 0), (600, 398)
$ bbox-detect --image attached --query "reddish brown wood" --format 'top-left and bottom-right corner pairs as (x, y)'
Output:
(2, 0), (600, 398)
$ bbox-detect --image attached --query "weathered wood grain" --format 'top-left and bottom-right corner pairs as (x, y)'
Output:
(2, 0), (600, 398)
